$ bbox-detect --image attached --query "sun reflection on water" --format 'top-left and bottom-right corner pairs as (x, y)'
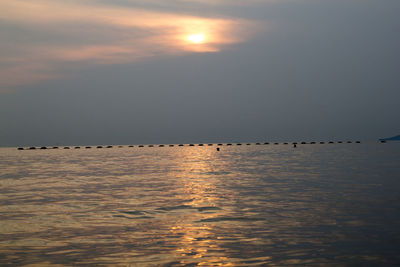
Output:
(164, 147), (235, 265)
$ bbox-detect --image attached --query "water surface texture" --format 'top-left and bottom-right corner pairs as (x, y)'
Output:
(1, 144), (400, 266)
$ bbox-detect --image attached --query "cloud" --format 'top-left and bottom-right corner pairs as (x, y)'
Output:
(0, 0), (263, 91)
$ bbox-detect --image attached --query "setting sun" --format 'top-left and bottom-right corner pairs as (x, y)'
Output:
(186, 33), (206, 44)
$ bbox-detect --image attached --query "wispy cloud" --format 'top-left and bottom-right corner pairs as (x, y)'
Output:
(0, 0), (264, 91)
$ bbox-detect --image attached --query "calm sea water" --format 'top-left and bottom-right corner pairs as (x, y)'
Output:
(1, 143), (400, 266)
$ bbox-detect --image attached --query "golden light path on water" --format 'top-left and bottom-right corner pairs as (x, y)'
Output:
(1, 144), (400, 265)
(169, 148), (232, 265)
(0, 0), (258, 89)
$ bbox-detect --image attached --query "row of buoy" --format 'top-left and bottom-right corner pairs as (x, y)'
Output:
(16, 141), (362, 150)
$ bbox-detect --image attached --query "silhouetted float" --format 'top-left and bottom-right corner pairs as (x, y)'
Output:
(178, 144), (184, 146)
(148, 145), (154, 147)
(53, 146), (59, 149)
(29, 147), (36, 150)
(320, 142), (325, 144)
(189, 144), (194, 146)
(159, 145), (165, 147)
(138, 145), (144, 147)
(75, 146), (81, 149)
(97, 146), (103, 148)
(17, 147), (24, 150)
(355, 141), (361, 143)
(128, 145), (134, 147)
(237, 143), (242, 145)
(255, 143), (261, 145)
(208, 144), (213, 146)
(40, 147), (47, 149)
(169, 145), (174, 147)
(64, 147), (70, 149)
(198, 144), (203, 146)
(85, 146), (91, 149)
(264, 142), (269, 145)
(227, 143), (232, 146)
(274, 143), (279, 145)
(217, 144), (223, 146)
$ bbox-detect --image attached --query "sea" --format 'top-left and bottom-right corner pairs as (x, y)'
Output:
(0, 142), (399, 266)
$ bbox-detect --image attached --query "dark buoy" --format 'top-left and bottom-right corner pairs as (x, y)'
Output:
(75, 146), (81, 149)
(97, 146), (103, 148)
(380, 140), (387, 143)
(216, 148), (220, 151)
(128, 145), (134, 147)
(17, 147), (24, 150)
(189, 144), (194, 146)
(85, 146), (91, 149)
(139, 145), (144, 147)
(227, 143), (232, 146)
(148, 145), (154, 147)
(256, 143), (261, 145)
(198, 144), (203, 146)
(40, 146), (47, 149)
(178, 144), (184, 146)
(53, 146), (59, 149)
(159, 145), (165, 147)
(237, 143), (242, 145)
(64, 147), (70, 149)
(356, 141), (361, 143)
(283, 142), (288, 145)
(264, 142), (269, 145)
(208, 144), (213, 146)
(320, 142), (325, 144)
(169, 144), (174, 147)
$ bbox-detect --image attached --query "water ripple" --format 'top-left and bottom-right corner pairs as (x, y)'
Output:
(1, 144), (400, 266)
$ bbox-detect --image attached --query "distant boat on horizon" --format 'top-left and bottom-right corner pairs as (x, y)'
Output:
(379, 135), (400, 142)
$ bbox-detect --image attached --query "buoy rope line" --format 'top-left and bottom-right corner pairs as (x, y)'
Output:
(16, 141), (363, 150)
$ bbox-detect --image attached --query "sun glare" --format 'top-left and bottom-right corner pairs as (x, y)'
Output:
(186, 33), (206, 44)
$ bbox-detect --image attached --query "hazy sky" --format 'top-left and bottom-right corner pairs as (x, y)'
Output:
(1, 0), (399, 146)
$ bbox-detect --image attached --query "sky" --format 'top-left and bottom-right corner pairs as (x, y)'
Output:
(1, 0), (399, 146)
